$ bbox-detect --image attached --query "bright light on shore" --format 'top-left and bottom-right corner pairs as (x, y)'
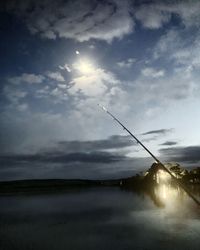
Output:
(158, 170), (171, 182)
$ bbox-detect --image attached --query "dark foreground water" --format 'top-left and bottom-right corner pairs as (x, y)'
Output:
(0, 185), (200, 250)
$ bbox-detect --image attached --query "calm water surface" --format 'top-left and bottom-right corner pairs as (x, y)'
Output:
(0, 185), (200, 250)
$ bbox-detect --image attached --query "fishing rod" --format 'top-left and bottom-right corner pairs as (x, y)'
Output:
(98, 104), (200, 206)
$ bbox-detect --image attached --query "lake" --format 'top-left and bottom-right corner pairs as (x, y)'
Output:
(0, 184), (200, 250)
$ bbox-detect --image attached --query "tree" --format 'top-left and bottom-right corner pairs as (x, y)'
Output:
(170, 164), (182, 178)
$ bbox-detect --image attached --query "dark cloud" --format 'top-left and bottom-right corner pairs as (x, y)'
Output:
(142, 136), (158, 143)
(159, 146), (200, 164)
(0, 135), (153, 180)
(3, 0), (133, 42)
(0, 155), (152, 181)
(54, 135), (135, 153)
(0, 135), (135, 166)
(134, 0), (200, 29)
(0, 151), (126, 165)
(141, 128), (173, 136)
(3, 0), (199, 44)
(159, 141), (177, 146)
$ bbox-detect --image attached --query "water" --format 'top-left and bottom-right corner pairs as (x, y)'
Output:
(0, 185), (200, 250)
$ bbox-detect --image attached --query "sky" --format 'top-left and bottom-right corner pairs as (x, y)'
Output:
(1, 0), (200, 180)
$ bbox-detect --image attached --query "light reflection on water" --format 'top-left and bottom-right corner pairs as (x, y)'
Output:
(152, 184), (186, 209)
(0, 186), (199, 250)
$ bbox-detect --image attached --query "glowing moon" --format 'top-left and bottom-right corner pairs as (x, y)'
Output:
(74, 58), (96, 75)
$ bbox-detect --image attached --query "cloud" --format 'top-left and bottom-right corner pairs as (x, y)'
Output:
(3, 85), (27, 104)
(159, 141), (177, 146)
(0, 71), (130, 154)
(154, 29), (190, 65)
(68, 67), (119, 97)
(162, 1), (200, 27)
(0, 134), (153, 180)
(52, 135), (135, 153)
(6, 70), (69, 103)
(0, 151), (126, 165)
(134, 1), (200, 29)
(160, 146), (200, 164)
(0, 135), (135, 167)
(133, 63), (197, 107)
(4, 0), (200, 45)
(141, 67), (165, 78)
(154, 29), (200, 71)
(141, 136), (159, 143)
(142, 129), (173, 136)
(135, 4), (171, 29)
(46, 71), (65, 82)
(59, 64), (71, 72)
(89, 44), (95, 49)
(35, 86), (50, 98)
(0, 153), (152, 181)
(8, 73), (45, 84)
(16, 103), (29, 112)
(50, 88), (68, 103)
(57, 84), (68, 89)
(117, 58), (136, 68)
(5, 0), (134, 43)
(0, 111), (91, 154)
(151, 28), (200, 101)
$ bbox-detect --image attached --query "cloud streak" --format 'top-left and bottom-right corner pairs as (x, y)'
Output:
(8, 73), (45, 84)
(117, 58), (136, 68)
(159, 141), (177, 146)
(160, 146), (200, 164)
(0, 135), (135, 165)
(141, 67), (165, 78)
(53, 135), (135, 153)
(0, 135), (153, 180)
(141, 129), (173, 136)
(0, 151), (126, 165)
(46, 71), (65, 82)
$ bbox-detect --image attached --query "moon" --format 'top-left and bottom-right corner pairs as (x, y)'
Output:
(74, 58), (96, 75)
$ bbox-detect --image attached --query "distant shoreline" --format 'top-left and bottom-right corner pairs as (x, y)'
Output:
(0, 176), (199, 196)
(0, 178), (130, 195)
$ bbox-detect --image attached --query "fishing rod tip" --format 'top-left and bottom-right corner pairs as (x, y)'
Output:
(98, 103), (107, 112)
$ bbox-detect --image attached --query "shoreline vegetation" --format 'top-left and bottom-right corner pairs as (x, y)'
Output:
(0, 163), (199, 196)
